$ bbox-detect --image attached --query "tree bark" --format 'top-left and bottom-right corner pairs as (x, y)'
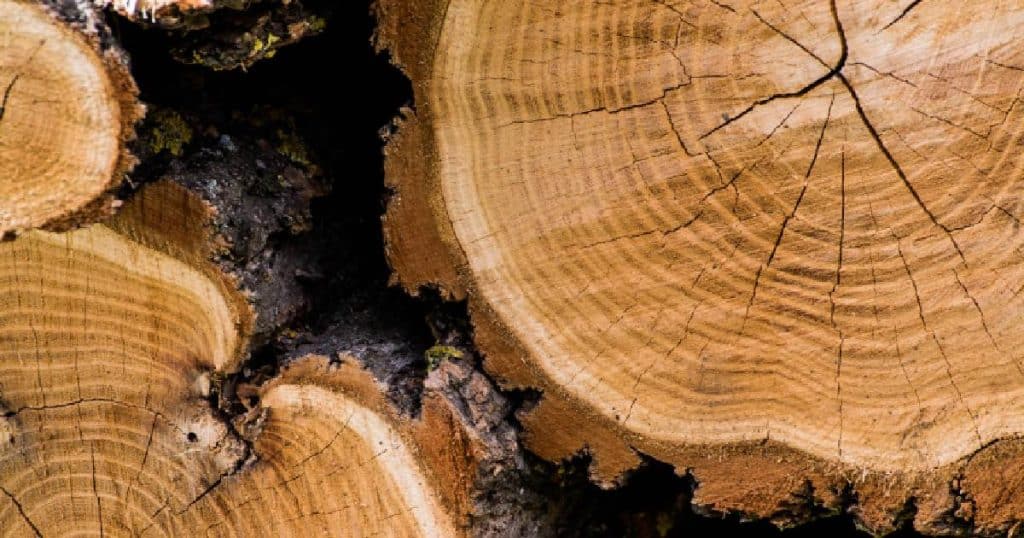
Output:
(376, 0), (1024, 534)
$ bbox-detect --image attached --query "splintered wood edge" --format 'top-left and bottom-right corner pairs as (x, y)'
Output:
(7, 0), (144, 234)
(374, 1), (1024, 533)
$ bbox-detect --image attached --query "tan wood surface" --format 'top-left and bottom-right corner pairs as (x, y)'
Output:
(379, 0), (1024, 531)
(0, 182), (466, 537)
(0, 0), (141, 235)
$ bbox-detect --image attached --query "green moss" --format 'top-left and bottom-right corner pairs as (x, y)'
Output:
(250, 37), (264, 55)
(307, 16), (328, 32)
(148, 109), (193, 157)
(252, 33), (281, 58)
(276, 128), (313, 167)
(425, 345), (464, 371)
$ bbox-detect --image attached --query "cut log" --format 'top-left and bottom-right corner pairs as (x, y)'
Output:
(377, 0), (1024, 532)
(245, 355), (470, 537)
(0, 0), (142, 235)
(0, 180), (467, 536)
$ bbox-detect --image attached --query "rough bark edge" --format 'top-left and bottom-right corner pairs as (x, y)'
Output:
(33, 0), (146, 234)
(373, 1), (1024, 534)
(266, 354), (477, 536)
(374, 0), (466, 301)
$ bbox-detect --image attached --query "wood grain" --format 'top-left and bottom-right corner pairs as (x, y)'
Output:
(381, 0), (1024, 531)
(0, 0), (141, 235)
(0, 183), (466, 537)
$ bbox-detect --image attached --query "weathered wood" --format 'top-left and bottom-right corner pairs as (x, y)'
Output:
(378, 0), (1024, 533)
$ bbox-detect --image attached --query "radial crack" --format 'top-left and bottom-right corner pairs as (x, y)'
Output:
(0, 75), (20, 123)
(883, 0), (924, 30)
(765, 93), (835, 268)
(910, 105), (991, 142)
(702, 0), (846, 140)
(660, 100), (702, 157)
(698, 71), (834, 140)
(750, 0), (965, 262)
(754, 102), (802, 148)
(751, 9), (828, 69)
(894, 234), (983, 447)
(829, 149), (846, 326)
(91, 444), (104, 538)
(0, 39), (47, 126)
(499, 75), (696, 128)
(743, 94), (834, 331)
(836, 335), (844, 460)
(838, 74), (966, 261)
(708, 0), (736, 13)
(953, 269), (1000, 351)
(867, 206), (926, 413)
(852, 62), (918, 88)
(177, 471), (232, 516)
(0, 486), (41, 537)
